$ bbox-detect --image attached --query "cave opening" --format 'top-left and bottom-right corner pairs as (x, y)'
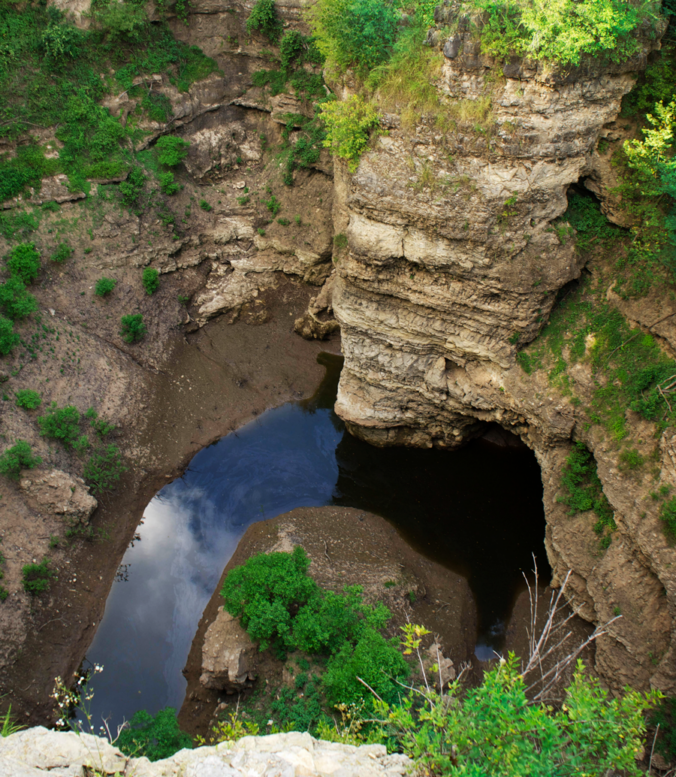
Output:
(81, 352), (550, 729)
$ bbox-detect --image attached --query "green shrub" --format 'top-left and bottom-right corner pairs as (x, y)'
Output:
(142, 267), (159, 295)
(246, 0), (282, 42)
(0, 278), (38, 321)
(199, 198), (212, 211)
(222, 546), (317, 653)
(308, 0), (398, 75)
(651, 696), (676, 761)
(263, 195), (281, 216)
(323, 628), (409, 707)
(558, 442), (616, 540)
(158, 171), (179, 195)
(119, 167), (147, 208)
(95, 277), (117, 297)
(15, 389), (42, 410)
(120, 314), (146, 343)
(6, 243), (40, 284)
(22, 560), (53, 595)
(155, 136), (190, 167)
(660, 497), (676, 544)
(117, 708), (191, 761)
(37, 403), (81, 447)
(619, 447), (644, 470)
(379, 654), (659, 775)
(83, 444), (126, 494)
(319, 96), (380, 172)
(50, 242), (73, 263)
(0, 316), (19, 356)
(474, 0), (651, 67)
(0, 440), (42, 479)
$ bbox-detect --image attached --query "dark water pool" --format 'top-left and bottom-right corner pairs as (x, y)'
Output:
(82, 353), (548, 731)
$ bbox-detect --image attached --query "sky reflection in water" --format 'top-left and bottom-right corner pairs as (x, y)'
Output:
(83, 354), (547, 731)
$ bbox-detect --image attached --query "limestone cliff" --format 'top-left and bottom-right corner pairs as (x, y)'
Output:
(330, 22), (676, 695)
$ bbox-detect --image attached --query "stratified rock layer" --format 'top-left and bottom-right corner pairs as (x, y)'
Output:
(332, 33), (676, 695)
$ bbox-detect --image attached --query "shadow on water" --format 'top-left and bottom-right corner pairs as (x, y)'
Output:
(82, 353), (549, 730)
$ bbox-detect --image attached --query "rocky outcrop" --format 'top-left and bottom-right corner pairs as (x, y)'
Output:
(19, 469), (97, 526)
(0, 727), (411, 777)
(199, 611), (257, 692)
(330, 21), (676, 696)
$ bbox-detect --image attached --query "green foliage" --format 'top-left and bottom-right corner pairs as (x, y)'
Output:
(95, 277), (117, 297)
(619, 447), (644, 470)
(0, 316), (19, 356)
(621, 44), (676, 118)
(659, 497), (676, 543)
(308, 0), (398, 75)
(120, 313), (146, 343)
(22, 559), (53, 596)
(158, 171), (179, 195)
(116, 708), (192, 761)
(0, 278), (38, 321)
(378, 655), (660, 775)
(15, 389), (42, 410)
(323, 629), (409, 708)
(246, 0), (282, 42)
(651, 696), (676, 761)
(473, 0), (654, 66)
(37, 403), (81, 448)
(155, 136), (190, 167)
(0, 440), (42, 479)
(50, 242), (73, 263)
(558, 442), (616, 541)
(320, 96), (380, 172)
(198, 198), (212, 211)
(0, 1), (215, 204)
(119, 168), (147, 208)
(0, 706), (22, 735)
(7, 243), (41, 284)
(83, 444), (126, 494)
(263, 195), (281, 216)
(142, 267), (159, 295)
(270, 675), (325, 732)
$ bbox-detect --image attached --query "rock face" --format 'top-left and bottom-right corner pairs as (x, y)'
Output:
(19, 469), (97, 526)
(200, 611), (257, 692)
(0, 727), (411, 777)
(330, 27), (676, 696)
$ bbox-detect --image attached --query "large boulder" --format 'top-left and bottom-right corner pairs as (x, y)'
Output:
(20, 469), (97, 525)
(200, 610), (257, 692)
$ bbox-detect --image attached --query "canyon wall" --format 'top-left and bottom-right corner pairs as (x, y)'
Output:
(330, 24), (676, 695)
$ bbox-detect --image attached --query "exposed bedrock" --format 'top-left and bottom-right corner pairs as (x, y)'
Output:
(331, 38), (676, 695)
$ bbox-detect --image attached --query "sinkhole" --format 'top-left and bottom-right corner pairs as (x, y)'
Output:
(82, 353), (549, 730)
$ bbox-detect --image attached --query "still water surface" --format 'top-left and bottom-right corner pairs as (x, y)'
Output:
(83, 353), (548, 730)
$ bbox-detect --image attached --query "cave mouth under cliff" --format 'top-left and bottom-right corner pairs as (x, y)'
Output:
(81, 353), (550, 729)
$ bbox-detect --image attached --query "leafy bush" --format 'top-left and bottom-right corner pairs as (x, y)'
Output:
(95, 277), (117, 297)
(660, 497), (676, 544)
(6, 243), (40, 284)
(119, 167), (147, 208)
(308, 0), (398, 75)
(83, 444), (126, 494)
(474, 0), (651, 66)
(222, 546), (317, 652)
(37, 403), (81, 448)
(319, 96), (380, 172)
(558, 442), (616, 541)
(116, 708), (192, 761)
(0, 440), (42, 479)
(155, 136), (190, 167)
(50, 242), (73, 263)
(15, 389), (42, 410)
(142, 267), (159, 295)
(22, 560), (53, 595)
(158, 171), (179, 195)
(120, 314), (146, 343)
(263, 195), (281, 216)
(199, 199), (212, 211)
(651, 695), (676, 762)
(0, 316), (19, 356)
(323, 629), (409, 707)
(378, 654), (659, 775)
(0, 278), (38, 321)
(246, 0), (282, 42)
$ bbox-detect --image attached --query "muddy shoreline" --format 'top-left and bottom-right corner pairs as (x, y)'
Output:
(0, 280), (340, 726)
